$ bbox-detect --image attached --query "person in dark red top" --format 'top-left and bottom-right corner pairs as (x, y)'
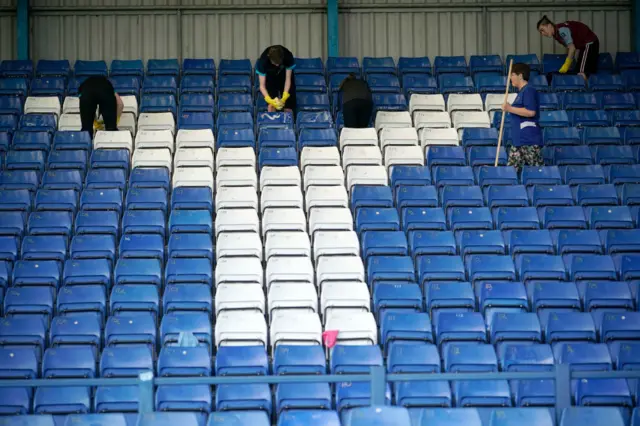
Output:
(537, 15), (600, 81)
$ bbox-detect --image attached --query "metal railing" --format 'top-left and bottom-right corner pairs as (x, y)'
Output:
(2, 366), (640, 421)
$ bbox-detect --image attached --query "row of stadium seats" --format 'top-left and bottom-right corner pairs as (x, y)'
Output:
(1, 53), (639, 78)
(2, 407), (638, 426)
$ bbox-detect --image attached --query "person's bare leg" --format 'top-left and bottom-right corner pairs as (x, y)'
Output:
(284, 109), (293, 114)
(578, 72), (587, 82)
(267, 104), (276, 113)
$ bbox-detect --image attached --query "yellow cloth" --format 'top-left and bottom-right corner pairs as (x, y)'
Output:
(93, 119), (105, 132)
(265, 96), (280, 109)
(559, 57), (573, 74)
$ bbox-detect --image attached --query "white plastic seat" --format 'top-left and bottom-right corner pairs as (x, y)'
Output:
(308, 207), (354, 241)
(121, 95), (139, 117)
(452, 111), (491, 138)
(172, 167), (214, 191)
(339, 128), (378, 151)
(409, 94), (446, 116)
(132, 148), (173, 171)
(485, 93), (517, 113)
(266, 256), (314, 289)
(374, 111), (412, 133)
(260, 186), (304, 212)
(135, 130), (175, 153)
(379, 128), (419, 153)
(265, 232), (311, 260)
(57, 113), (81, 131)
(421, 128), (460, 147)
(342, 146), (383, 169)
(447, 94), (484, 113)
(216, 147), (255, 168)
(316, 256), (365, 291)
(215, 257), (264, 287)
(215, 208), (260, 237)
(215, 283), (265, 316)
(174, 147), (215, 171)
(321, 281), (371, 324)
(270, 311), (323, 350)
(24, 96), (61, 117)
(260, 166), (301, 189)
(346, 165), (388, 192)
(384, 145), (424, 170)
(300, 147), (341, 170)
(303, 166), (345, 190)
(262, 208), (307, 237)
(323, 311), (378, 346)
(215, 311), (268, 347)
(118, 112), (137, 137)
(268, 282), (318, 316)
(216, 232), (263, 261)
(216, 166), (258, 190)
(305, 185), (349, 212)
(313, 230), (360, 264)
(138, 112), (175, 134)
(176, 129), (215, 151)
(62, 96), (80, 115)
(215, 186), (259, 211)
(93, 130), (133, 152)
(414, 111), (452, 131)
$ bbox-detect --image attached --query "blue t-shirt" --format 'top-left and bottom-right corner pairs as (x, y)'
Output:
(510, 84), (543, 147)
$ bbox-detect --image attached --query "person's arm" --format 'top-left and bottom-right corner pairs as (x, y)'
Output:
(281, 50), (295, 104)
(257, 60), (279, 108)
(284, 69), (293, 95)
(503, 88), (538, 118)
(558, 27), (575, 73)
(259, 75), (271, 101)
(115, 93), (124, 120)
(505, 105), (536, 118)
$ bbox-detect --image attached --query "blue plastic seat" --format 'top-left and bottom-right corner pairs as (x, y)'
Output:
(516, 255), (567, 282)
(456, 230), (505, 259)
(218, 59), (252, 76)
(12, 259), (60, 288)
(215, 383), (272, 416)
(167, 233), (213, 261)
(589, 73), (625, 91)
(217, 93), (252, 113)
(330, 345), (383, 374)
(444, 342), (497, 373)
(335, 382), (392, 412)
(12, 131), (53, 153)
(118, 233), (164, 260)
(0, 347), (38, 379)
(90, 148), (130, 170)
(350, 185), (393, 213)
(179, 75), (214, 97)
(42, 346), (96, 378)
(79, 188), (123, 215)
(272, 345), (325, 375)
(30, 77), (66, 97)
(4, 286), (54, 324)
(162, 283), (212, 317)
(570, 109), (611, 127)
(275, 383), (332, 413)
(52, 130), (91, 151)
(440, 185), (484, 211)
(366, 255), (415, 285)
(125, 188), (168, 213)
(294, 74), (328, 94)
(398, 57), (432, 75)
(379, 311), (432, 351)
(326, 57), (360, 75)
(402, 74), (437, 97)
(343, 406), (411, 426)
(577, 280), (634, 311)
(461, 128), (498, 148)
(426, 147), (466, 169)
(49, 314), (101, 352)
(408, 230), (456, 257)
(363, 56), (397, 75)
(278, 410), (338, 426)
(157, 345), (211, 377)
(356, 207), (401, 234)
(489, 312), (542, 346)
(0, 211), (26, 237)
(178, 111), (215, 131)
(539, 110), (570, 128)
(372, 93), (407, 112)
(74, 60), (108, 77)
(74, 210), (119, 238)
(573, 183), (618, 206)
(33, 386), (91, 414)
(165, 258), (213, 287)
(552, 73), (587, 91)
(424, 280), (475, 315)
(467, 147), (507, 168)
(484, 185), (529, 210)
(297, 93), (331, 112)
(40, 170), (83, 192)
(386, 342), (439, 374)
(475, 167), (518, 187)
(168, 209), (213, 235)
(604, 229), (640, 255)
(216, 127), (255, 149)
(155, 384), (212, 413)
(401, 207), (445, 232)
(57, 284), (107, 320)
(520, 166), (561, 187)
(293, 57), (324, 75)
(434, 311), (486, 347)
(0, 235), (19, 263)
(109, 76), (140, 96)
(416, 255), (465, 286)
(62, 258), (112, 288)
(466, 255), (516, 283)
(69, 234), (117, 265)
(587, 206), (634, 229)
(258, 147), (297, 168)
(438, 74), (474, 94)
(256, 112), (294, 132)
(541, 311), (597, 344)
(0, 96), (22, 116)
(298, 128), (337, 149)
(447, 207), (493, 231)
(367, 74), (401, 93)
(551, 146), (594, 166)
(507, 229), (553, 256)
(372, 280), (419, 317)
(592, 145), (635, 166)
(216, 111), (253, 134)
(561, 407), (626, 426)
(493, 207), (540, 230)
(432, 166), (474, 188)
(137, 413), (202, 426)
(598, 311), (640, 342)
(99, 346), (153, 378)
(0, 77), (28, 97)
(600, 92), (636, 110)
(0, 60), (33, 78)
(539, 206), (587, 230)
(21, 234), (68, 263)
(296, 111), (333, 132)
(104, 313), (156, 351)
(181, 58), (215, 77)
(526, 280), (581, 314)
(390, 166), (431, 188)
(553, 229), (603, 256)
(563, 165), (605, 186)
(179, 93), (215, 113)
(0, 387), (32, 414)
(258, 128), (295, 149)
(538, 93), (560, 110)
(361, 230), (408, 261)
(433, 56), (468, 75)
(215, 345), (268, 376)
(146, 58), (180, 77)
(583, 126), (621, 145)
(564, 254), (617, 281)
(562, 92), (599, 110)
(6, 149), (45, 171)
(114, 258), (162, 287)
(48, 150), (89, 171)
(608, 164), (640, 186)
(35, 59), (70, 77)
(140, 94), (177, 115)
(0, 114), (18, 132)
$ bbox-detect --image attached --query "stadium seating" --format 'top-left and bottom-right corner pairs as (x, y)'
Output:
(1, 54), (640, 424)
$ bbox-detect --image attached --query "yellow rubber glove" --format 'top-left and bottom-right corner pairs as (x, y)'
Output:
(281, 92), (290, 104)
(265, 96), (280, 109)
(93, 119), (105, 132)
(117, 114), (121, 125)
(558, 57), (573, 74)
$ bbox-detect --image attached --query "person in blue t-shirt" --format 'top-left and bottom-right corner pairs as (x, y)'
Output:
(502, 63), (544, 173)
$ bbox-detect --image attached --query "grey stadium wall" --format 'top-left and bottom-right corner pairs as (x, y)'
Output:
(0, 0), (633, 62)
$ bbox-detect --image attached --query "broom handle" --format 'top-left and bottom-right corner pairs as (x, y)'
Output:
(495, 59), (514, 167)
